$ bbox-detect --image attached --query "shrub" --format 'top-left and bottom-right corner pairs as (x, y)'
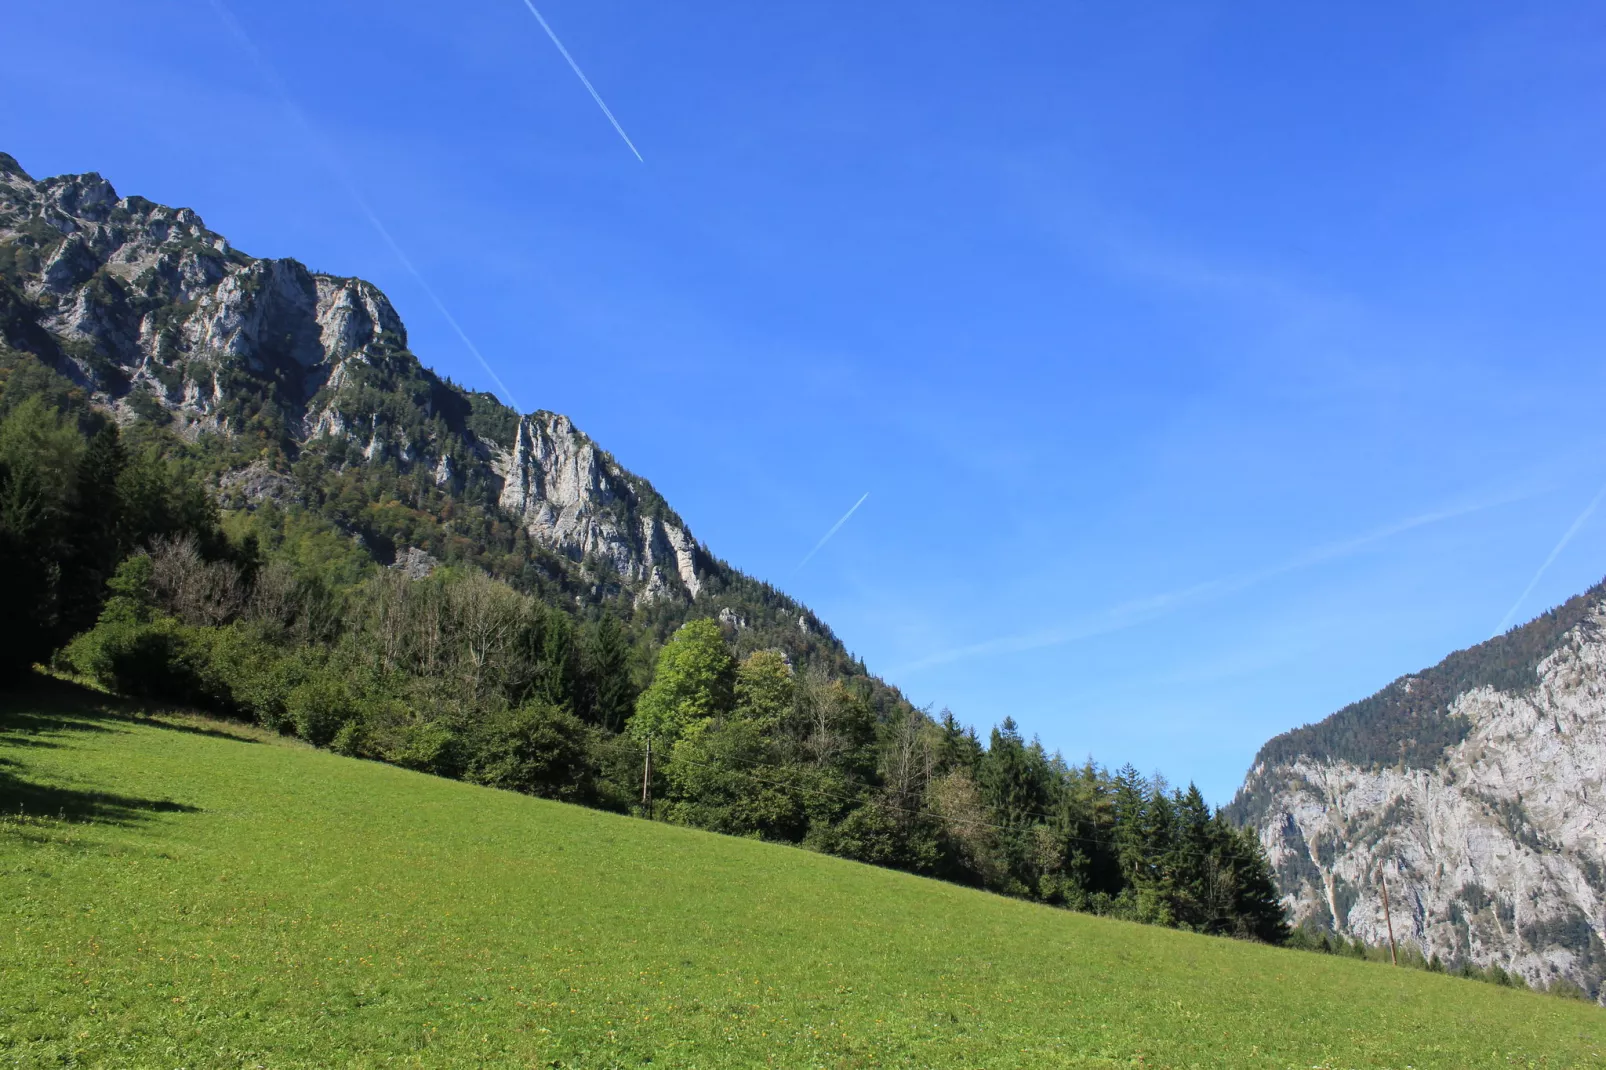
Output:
(467, 701), (593, 802)
(331, 718), (368, 757)
(1549, 978), (1592, 1001)
(193, 623), (309, 729)
(62, 605), (224, 708)
(286, 673), (358, 746)
(392, 721), (463, 778)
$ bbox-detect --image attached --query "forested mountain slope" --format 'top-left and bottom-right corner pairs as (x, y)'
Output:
(1228, 581), (1606, 998)
(0, 151), (1289, 943)
(0, 149), (845, 673)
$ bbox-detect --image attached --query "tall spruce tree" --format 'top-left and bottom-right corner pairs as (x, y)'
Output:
(581, 611), (634, 731)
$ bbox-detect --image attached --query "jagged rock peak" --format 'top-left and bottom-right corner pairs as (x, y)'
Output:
(0, 153), (710, 604)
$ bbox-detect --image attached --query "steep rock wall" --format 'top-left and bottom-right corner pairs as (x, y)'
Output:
(0, 153), (705, 603)
(1233, 597), (1606, 996)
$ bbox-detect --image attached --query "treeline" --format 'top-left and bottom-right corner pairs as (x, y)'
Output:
(1236, 579), (1606, 787)
(0, 354), (1286, 944)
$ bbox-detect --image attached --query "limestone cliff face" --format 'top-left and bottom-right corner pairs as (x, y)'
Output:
(1230, 589), (1606, 998)
(493, 411), (704, 599)
(0, 153), (705, 602)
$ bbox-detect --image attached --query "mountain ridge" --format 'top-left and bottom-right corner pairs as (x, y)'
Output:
(0, 149), (1299, 949)
(0, 152), (713, 603)
(0, 150), (858, 664)
(1229, 579), (1606, 998)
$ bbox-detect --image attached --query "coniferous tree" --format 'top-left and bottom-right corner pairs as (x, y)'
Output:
(532, 606), (577, 709)
(581, 611), (634, 731)
(1168, 784), (1216, 930)
(1112, 764), (1148, 883)
(61, 422), (128, 635)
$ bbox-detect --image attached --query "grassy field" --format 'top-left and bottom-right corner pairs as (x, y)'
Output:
(1, 681), (1600, 1069)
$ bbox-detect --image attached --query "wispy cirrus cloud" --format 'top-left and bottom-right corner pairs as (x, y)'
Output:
(892, 491), (1529, 676)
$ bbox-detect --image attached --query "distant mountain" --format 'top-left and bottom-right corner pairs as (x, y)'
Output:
(0, 151), (865, 692)
(1227, 582), (1606, 997)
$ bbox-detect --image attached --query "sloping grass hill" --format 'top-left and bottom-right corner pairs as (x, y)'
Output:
(2, 682), (1600, 1069)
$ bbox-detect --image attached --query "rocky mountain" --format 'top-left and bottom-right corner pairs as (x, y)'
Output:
(0, 151), (844, 674)
(0, 151), (713, 604)
(1228, 583), (1606, 998)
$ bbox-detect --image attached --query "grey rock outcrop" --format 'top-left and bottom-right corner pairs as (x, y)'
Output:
(391, 547), (441, 580)
(217, 462), (297, 510)
(0, 153), (706, 603)
(493, 411), (704, 601)
(1231, 588), (1606, 998)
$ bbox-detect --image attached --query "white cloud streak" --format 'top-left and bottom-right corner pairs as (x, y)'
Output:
(516, 0), (644, 163)
(205, 0), (521, 409)
(895, 492), (1527, 676)
(1493, 481), (1606, 636)
(794, 492), (870, 574)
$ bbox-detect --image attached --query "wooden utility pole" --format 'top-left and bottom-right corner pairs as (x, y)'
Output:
(1380, 868), (1398, 966)
(641, 740), (653, 820)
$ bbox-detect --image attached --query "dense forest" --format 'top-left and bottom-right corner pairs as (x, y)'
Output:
(0, 345), (1288, 944)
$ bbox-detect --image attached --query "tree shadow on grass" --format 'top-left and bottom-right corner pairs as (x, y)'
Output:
(1, 674), (134, 733)
(0, 761), (200, 826)
(0, 673), (258, 745)
(147, 718), (261, 744)
(0, 675), (204, 828)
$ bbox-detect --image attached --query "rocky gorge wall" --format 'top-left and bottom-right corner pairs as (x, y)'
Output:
(1234, 599), (1606, 997)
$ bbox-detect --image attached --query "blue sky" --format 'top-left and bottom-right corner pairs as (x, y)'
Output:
(8, 1), (1606, 803)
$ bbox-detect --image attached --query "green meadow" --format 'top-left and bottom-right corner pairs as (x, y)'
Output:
(1, 682), (1599, 1069)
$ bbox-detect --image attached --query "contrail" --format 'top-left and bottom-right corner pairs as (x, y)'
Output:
(205, 0), (521, 409)
(1493, 481), (1606, 635)
(516, 0), (644, 163)
(795, 493), (870, 573)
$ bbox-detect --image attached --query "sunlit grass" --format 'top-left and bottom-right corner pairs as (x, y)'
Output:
(2, 680), (1600, 1068)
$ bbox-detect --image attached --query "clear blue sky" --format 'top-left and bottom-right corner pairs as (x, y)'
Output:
(9, 1), (1606, 803)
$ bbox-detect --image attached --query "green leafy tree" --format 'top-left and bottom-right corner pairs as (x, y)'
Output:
(629, 618), (735, 746)
(733, 649), (792, 726)
(663, 650), (807, 839)
(664, 717), (807, 840)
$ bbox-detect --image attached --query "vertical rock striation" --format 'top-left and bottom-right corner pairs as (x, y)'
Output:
(0, 153), (707, 603)
(1229, 585), (1606, 998)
